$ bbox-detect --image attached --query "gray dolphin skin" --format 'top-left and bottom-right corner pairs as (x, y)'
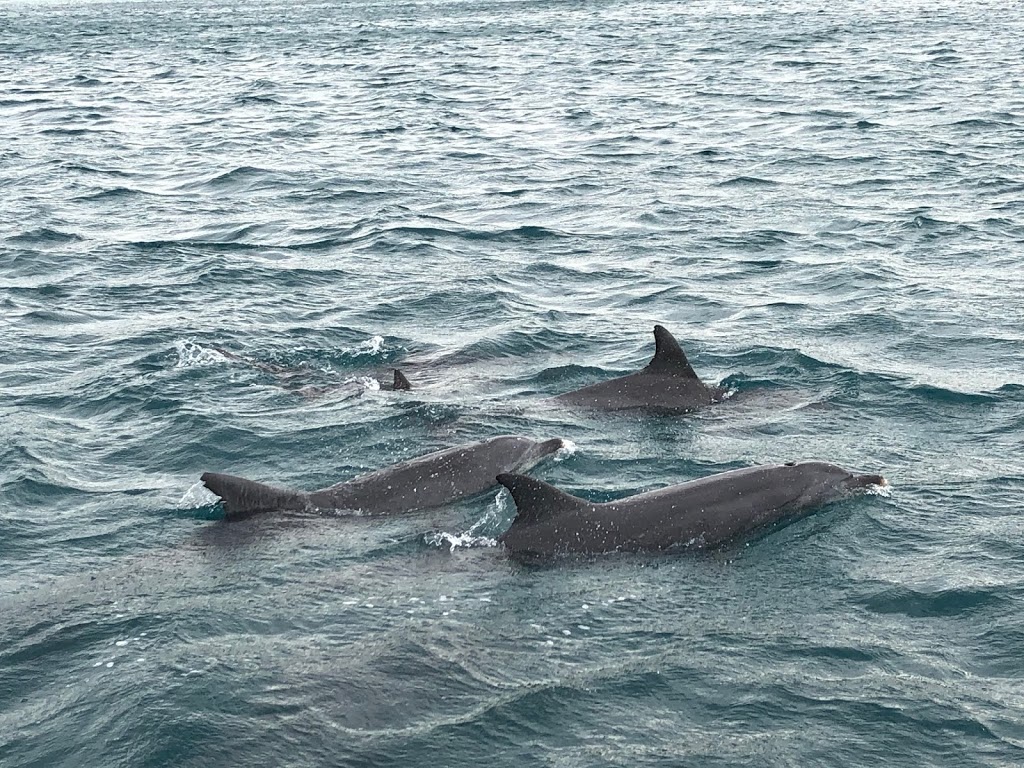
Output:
(497, 461), (887, 556)
(202, 435), (565, 521)
(554, 325), (724, 411)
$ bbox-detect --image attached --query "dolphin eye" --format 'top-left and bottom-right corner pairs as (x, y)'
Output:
(784, 461), (796, 467)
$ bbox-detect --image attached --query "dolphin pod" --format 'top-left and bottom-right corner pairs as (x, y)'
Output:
(199, 324), (887, 558)
(497, 462), (887, 556)
(202, 435), (564, 521)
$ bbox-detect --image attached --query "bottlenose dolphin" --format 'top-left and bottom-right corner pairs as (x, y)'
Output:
(497, 462), (887, 556)
(554, 325), (724, 411)
(215, 347), (412, 396)
(202, 435), (565, 521)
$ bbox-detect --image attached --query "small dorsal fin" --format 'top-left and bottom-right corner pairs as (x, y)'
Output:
(392, 369), (412, 390)
(643, 324), (699, 379)
(497, 473), (587, 525)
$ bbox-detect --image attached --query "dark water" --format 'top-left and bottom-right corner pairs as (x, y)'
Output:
(2, 0), (1023, 765)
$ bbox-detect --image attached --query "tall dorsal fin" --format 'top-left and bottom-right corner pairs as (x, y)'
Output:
(643, 324), (699, 378)
(497, 473), (588, 525)
(392, 369), (412, 390)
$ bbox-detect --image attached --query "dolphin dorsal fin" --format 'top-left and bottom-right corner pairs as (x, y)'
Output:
(497, 473), (587, 525)
(392, 369), (412, 390)
(643, 325), (699, 379)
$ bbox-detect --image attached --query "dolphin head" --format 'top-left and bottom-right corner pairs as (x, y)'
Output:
(510, 437), (568, 472)
(787, 461), (888, 508)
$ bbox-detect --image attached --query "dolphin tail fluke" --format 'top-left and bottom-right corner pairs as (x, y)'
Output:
(200, 472), (307, 520)
(393, 369), (412, 390)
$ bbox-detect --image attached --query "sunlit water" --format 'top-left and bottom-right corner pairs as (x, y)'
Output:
(2, 0), (1023, 765)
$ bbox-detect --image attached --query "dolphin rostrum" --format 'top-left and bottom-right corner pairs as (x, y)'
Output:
(554, 325), (724, 411)
(202, 435), (565, 521)
(497, 462), (887, 556)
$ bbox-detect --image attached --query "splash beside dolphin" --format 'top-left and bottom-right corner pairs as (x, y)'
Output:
(554, 325), (725, 411)
(497, 461), (887, 556)
(202, 435), (565, 521)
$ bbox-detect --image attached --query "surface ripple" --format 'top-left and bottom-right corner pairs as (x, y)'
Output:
(2, 0), (1023, 766)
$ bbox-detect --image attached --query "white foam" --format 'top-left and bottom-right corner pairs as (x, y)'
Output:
(179, 481), (220, 509)
(865, 482), (893, 497)
(357, 375), (381, 391)
(346, 335), (385, 356)
(174, 339), (228, 368)
(424, 531), (498, 552)
(553, 439), (576, 461)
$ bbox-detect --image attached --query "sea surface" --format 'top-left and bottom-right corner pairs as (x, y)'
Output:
(2, 0), (1023, 765)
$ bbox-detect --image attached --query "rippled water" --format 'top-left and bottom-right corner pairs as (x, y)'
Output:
(2, 0), (1023, 765)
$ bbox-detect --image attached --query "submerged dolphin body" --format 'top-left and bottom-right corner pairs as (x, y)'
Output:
(497, 462), (887, 556)
(554, 325), (724, 411)
(216, 347), (412, 397)
(202, 435), (565, 521)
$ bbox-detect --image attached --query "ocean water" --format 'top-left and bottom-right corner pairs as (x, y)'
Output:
(2, 0), (1023, 764)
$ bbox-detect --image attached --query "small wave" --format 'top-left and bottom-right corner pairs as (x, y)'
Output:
(235, 94), (282, 105)
(346, 335), (385, 357)
(40, 128), (107, 137)
(948, 118), (1012, 129)
(174, 340), (229, 368)
(774, 59), (820, 68)
(60, 162), (134, 177)
(6, 228), (83, 244)
(186, 166), (278, 190)
(377, 224), (568, 243)
(0, 97), (50, 108)
(74, 187), (144, 202)
(860, 585), (1007, 618)
(717, 176), (778, 187)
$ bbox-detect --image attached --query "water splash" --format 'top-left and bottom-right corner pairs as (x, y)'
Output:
(864, 482), (893, 498)
(347, 335), (385, 357)
(173, 340), (228, 368)
(553, 439), (576, 461)
(424, 531), (498, 552)
(179, 480), (220, 509)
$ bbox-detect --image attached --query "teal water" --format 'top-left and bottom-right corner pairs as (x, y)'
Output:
(2, 0), (1023, 765)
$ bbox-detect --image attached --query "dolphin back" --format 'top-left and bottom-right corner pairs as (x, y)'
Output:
(200, 472), (308, 520)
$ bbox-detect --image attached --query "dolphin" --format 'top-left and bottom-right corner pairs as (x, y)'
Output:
(496, 461), (887, 556)
(215, 347), (412, 396)
(202, 435), (566, 521)
(554, 325), (725, 411)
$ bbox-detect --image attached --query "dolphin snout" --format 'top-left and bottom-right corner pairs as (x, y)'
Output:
(845, 472), (888, 490)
